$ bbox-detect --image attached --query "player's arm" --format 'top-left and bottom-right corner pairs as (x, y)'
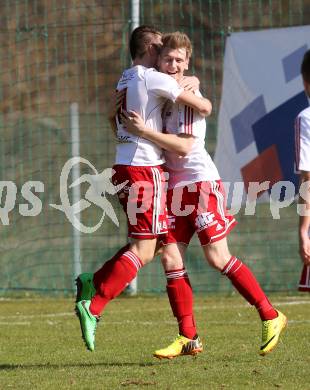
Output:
(176, 90), (212, 118)
(141, 131), (194, 157)
(120, 110), (194, 156)
(299, 170), (310, 266)
(108, 117), (118, 137)
(179, 76), (200, 92)
(107, 89), (126, 136)
(177, 76), (211, 116)
(147, 71), (211, 118)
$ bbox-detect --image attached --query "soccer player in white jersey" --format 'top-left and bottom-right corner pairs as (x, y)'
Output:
(121, 32), (287, 358)
(295, 49), (310, 292)
(75, 26), (212, 352)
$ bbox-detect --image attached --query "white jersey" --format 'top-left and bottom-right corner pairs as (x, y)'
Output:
(115, 65), (183, 166)
(163, 91), (220, 189)
(295, 106), (310, 172)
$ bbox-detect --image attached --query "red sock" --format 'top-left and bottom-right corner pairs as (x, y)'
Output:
(90, 250), (142, 316)
(166, 268), (197, 339)
(298, 265), (310, 292)
(222, 257), (277, 321)
(93, 244), (130, 289)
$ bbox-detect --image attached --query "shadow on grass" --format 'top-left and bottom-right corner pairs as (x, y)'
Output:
(0, 362), (158, 370)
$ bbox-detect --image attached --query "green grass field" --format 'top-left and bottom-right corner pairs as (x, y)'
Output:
(1, 294), (309, 389)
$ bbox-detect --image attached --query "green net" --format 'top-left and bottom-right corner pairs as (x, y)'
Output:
(0, 0), (308, 295)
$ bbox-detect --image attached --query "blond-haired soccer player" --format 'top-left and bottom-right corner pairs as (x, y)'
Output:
(75, 26), (212, 352)
(122, 31), (287, 358)
(295, 49), (310, 292)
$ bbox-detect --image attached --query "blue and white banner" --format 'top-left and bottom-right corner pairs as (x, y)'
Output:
(214, 26), (310, 205)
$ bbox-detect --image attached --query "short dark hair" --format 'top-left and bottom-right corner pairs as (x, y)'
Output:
(129, 25), (161, 60)
(301, 49), (310, 84)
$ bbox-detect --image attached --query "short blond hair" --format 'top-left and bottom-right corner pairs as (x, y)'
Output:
(161, 32), (192, 58)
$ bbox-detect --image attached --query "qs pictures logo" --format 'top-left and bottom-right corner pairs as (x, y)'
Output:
(50, 157), (128, 233)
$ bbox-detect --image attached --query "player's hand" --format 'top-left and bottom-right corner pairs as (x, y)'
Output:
(179, 76), (200, 92)
(120, 110), (146, 136)
(299, 232), (310, 266)
(107, 89), (126, 120)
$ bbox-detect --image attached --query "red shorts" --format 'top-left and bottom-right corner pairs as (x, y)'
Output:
(112, 165), (168, 239)
(165, 180), (237, 245)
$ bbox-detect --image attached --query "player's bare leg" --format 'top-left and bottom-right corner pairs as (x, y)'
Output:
(130, 237), (159, 265)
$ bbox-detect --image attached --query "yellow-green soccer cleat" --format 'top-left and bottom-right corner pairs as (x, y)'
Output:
(75, 273), (96, 303)
(260, 310), (287, 356)
(153, 335), (203, 360)
(75, 300), (99, 351)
